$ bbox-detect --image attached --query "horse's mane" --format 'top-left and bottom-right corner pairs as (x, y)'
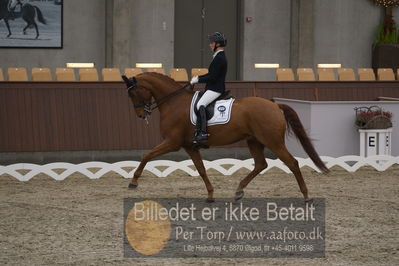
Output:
(137, 72), (182, 89)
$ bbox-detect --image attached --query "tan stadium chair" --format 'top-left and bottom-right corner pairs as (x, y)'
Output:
(8, 67), (28, 81)
(297, 68), (315, 81)
(397, 68), (399, 81)
(357, 68), (375, 81)
(147, 68), (165, 75)
(276, 68), (295, 81)
(317, 68), (336, 81)
(102, 68), (121, 81)
(191, 68), (208, 78)
(170, 68), (188, 81)
(56, 68), (76, 81)
(0, 68), (4, 81)
(377, 68), (395, 81)
(338, 68), (355, 81)
(32, 67), (52, 81)
(79, 68), (99, 81)
(124, 68), (143, 77)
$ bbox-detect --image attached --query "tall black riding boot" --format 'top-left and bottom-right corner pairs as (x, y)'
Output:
(193, 106), (209, 144)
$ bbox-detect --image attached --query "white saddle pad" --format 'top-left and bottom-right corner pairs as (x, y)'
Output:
(190, 91), (235, 126)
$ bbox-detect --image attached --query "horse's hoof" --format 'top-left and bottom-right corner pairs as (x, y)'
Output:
(235, 190), (244, 201)
(305, 198), (313, 204)
(128, 183), (138, 189)
(206, 198), (215, 203)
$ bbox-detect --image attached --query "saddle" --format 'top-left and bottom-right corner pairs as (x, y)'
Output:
(193, 90), (232, 120)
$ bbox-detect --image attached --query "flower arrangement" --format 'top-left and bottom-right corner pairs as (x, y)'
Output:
(354, 106), (393, 129)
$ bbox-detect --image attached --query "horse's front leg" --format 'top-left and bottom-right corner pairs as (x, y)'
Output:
(185, 148), (214, 202)
(129, 140), (179, 188)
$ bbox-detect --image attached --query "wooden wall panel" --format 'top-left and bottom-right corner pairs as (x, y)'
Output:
(0, 81), (398, 152)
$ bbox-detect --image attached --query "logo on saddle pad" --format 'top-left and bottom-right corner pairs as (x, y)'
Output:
(217, 106), (226, 117)
(190, 91), (235, 126)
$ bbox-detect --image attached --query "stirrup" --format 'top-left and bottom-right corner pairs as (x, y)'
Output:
(192, 132), (209, 143)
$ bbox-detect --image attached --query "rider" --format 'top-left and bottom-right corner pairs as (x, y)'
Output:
(190, 32), (228, 144)
(8, 0), (23, 20)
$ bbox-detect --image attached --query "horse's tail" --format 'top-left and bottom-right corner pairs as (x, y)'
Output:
(34, 6), (46, 24)
(278, 104), (329, 173)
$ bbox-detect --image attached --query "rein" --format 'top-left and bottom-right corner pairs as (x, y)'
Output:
(150, 82), (192, 111)
(128, 82), (192, 116)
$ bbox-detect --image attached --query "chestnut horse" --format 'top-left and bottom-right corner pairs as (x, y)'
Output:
(122, 72), (329, 202)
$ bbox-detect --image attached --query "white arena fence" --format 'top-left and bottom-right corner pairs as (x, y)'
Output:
(0, 155), (398, 182)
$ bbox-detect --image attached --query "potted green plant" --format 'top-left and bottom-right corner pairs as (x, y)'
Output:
(372, 0), (399, 71)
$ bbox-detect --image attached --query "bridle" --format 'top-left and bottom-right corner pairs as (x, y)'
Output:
(126, 81), (192, 118)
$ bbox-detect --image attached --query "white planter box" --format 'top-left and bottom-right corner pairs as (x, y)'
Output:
(359, 128), (392, 157)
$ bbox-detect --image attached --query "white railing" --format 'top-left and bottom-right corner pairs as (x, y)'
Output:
(0, 155), (398, 181)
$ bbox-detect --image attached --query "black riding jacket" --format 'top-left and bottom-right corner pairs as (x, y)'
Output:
(198, 50), (227, 93)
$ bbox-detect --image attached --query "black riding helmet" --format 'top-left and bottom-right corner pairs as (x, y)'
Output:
(209, 32), (227, 50)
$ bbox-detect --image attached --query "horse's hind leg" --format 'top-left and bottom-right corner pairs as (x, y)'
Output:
(33, 23), (39, 39)
(271, 144), (309, 201)
(235, 138), (268, 201)
(185, 148), (214, 202)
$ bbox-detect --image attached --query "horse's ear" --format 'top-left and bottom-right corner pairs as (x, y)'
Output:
(122, 75), (131, 87)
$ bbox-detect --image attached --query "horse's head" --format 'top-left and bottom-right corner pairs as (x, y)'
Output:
(122, 75), (153, 120)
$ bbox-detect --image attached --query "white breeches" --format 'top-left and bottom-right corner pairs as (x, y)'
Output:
(196, 90), (221, 110)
